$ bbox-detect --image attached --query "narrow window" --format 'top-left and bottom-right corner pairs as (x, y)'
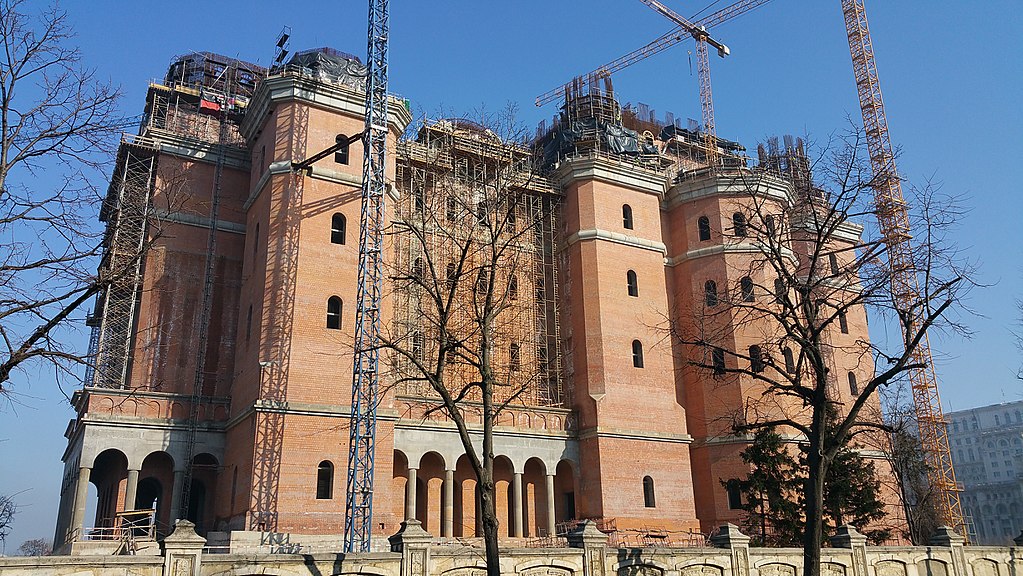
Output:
(749, 345), (764, 373)
(643, 476), (655, 508)
(704, 280), (718, 307)
(413, 185), (424, 213)
(765, 215), (776, 237)
(316, 461), (334, 499)
(740, 276), (755, 302)
(632, 340), (644, 368)
(622, 204), (634, 230)
(626, 270), (639, 297)
(475, 268), (488, 294)
(782, 346), (795, 374)
(829, 253), (840, 275)
(506, 202), (517, 229)
(839, 310), (849, 334)
(509, 343), (520, 372)
(726, 479), (742, 510)
(712, 348), (726, 375)
(411, 258), (424, 282)
(848, 372), (859, 395)
(326, 297), (342, 329)
(246, 305), (253, 341)
(509, 275), (518, 300)
(698, 216), (711, 241)
(334, 134), (349, 165)
(253, 222), (260, 260)
(476, 200), (488, 225)
(412, 331), (424, 362)
(331, 213), (346, 245)
(774, 278), (786, 304)
(446, 262), (457, 289)
(259, 144), (266, 172)
(732, 212), (747, 237)
(446, 196), (458, 221)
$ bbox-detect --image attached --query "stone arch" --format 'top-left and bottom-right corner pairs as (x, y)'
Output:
(758, 564), (797, 576)
(454, 453), (477, 537)
(392, 450), (410, 527)
(493, 455), (516, 536)
(139, 450), (175, 528)
(516, 560), (576, 576)
(677, 563), (724, 576)
(873, 560), (907, 576)
(917, 559), (948, 576)
(417, 451), (446, 533)
(91, 448), (129, 527)
(554, 459), (576, 523)
(441, 567), (487, 576)
(970, 559), (1000, 576)
(618, 564), (665, 576)
(187, 452), (219, 535)
(522, 457), (548, 537)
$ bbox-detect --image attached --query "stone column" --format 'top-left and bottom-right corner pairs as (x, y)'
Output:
(405, 468), (418, 521)
(161, 519), (206, 576)
(124, 468), (140, 512)
(389, 519), (432, 576)
(169, 469), (185, 523)
(830, 525), (868, 576)
(545, 474), (556, 536)
(512, 472), (524, 537)
(567, 520), (609, 576)
(710, 524), (751, 576)
(442, 469), (454, 537)
(70, 466), (91, 540)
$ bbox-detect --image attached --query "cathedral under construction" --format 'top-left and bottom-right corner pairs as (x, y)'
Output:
(52, 48), (900, 551)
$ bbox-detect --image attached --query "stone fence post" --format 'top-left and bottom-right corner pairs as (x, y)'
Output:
(567, 520), (610, 576)
(830, 525), (869, 576)
(710, 524), (751, 576)
(929, 526), (967, 576)
(390, 519), (433, 576)
(161, 520), (206, 576)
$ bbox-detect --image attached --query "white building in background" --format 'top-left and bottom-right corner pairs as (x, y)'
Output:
(946, 399), (1023, 544)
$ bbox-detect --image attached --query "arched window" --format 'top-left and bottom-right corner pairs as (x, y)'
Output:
(331, 213), (346, 245)
(411, 257), (424, 282)
(334, 134), (349, 165)
(740, 276), (755, 302)
(412, 331), (424, 362)
(782, 346), (795, 374)
(506, 202), (517, 229)
(632, 340), (644, 368)
(509, 343), (520, 372)
(643, 476), (655, 507)
(765, 215), (776, 237)
(732, 212), (747, 237)
(246, 304), (253, 341)
(446, 196), (458, 221)
(326, 296), (342, 329)
(253, 222), (260, 259)
(475, 268), (488, 294)
(749, 345), (764, 373)
(712, 348), (726, 375)
(829, 253), (840, 275)
(316, 461), (334, 499)
(774, 278), (787, 304)
(705, 280), (718, 307)
(698, 216), (711, 241)
(848, 372), (859, 395)
(838, 311), (849, 334)
(726, 479), (742, 509)
(622, 204), (634, 230)
(446, 262), (457, 289)
(626, 270), (639, 297)
(509, 275), (518, 300)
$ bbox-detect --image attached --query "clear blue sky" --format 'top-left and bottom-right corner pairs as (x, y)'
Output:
(0, 0), (1020, 552)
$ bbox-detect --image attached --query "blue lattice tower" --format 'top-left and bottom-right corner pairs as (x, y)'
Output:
(344, 0), (389, 553)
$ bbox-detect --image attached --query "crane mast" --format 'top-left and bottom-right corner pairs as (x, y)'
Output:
(344, 0), (389, 553)
(841, 0), (965, 536)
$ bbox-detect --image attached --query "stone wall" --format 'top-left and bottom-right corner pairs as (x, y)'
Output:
(2, 521), (1020, 576)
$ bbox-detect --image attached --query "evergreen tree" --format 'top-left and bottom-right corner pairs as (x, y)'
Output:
(729, 426), (891, 545)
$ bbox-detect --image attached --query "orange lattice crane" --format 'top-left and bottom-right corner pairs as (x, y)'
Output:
(535, 0), (775, 167)
(841, 0), (966, 536)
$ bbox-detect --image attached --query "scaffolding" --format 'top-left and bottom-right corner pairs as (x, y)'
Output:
(392, 120), (565, 409)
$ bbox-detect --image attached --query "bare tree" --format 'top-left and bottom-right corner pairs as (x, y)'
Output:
(17, 538), (51, 556)
(670, 129), (973, 576)
(0, 0), (125, 393)
(0, 493), (15, 551)
(381, 109), (559, 575)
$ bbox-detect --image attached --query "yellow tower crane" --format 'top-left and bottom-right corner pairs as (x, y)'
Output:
(841, 0), (966, 537)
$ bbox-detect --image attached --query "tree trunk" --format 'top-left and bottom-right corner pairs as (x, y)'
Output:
(802, 406), (827, 576)
(477, 479), (501, 576)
